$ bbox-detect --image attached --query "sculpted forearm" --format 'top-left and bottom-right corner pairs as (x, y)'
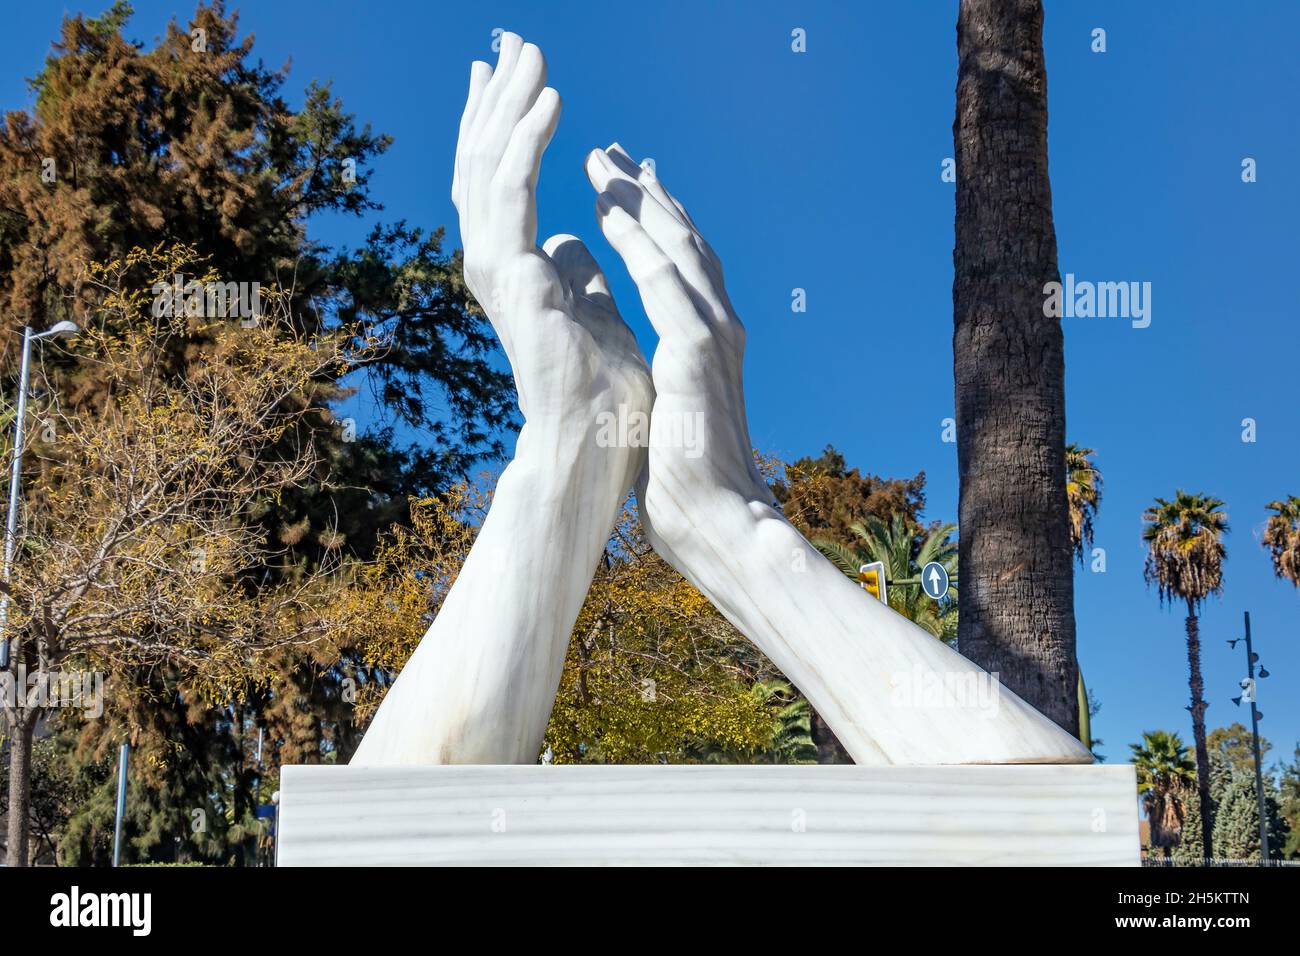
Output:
(646, 486), (1089, 765)
(353, 428), (637, 765)
(592, 144), (1091, 767)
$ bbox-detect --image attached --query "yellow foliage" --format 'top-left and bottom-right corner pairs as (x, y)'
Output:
(545, 498), (777, 762)
(8, 245), (376, 712)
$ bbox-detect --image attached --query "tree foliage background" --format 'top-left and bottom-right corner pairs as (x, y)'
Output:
(0, 1), (513, 865)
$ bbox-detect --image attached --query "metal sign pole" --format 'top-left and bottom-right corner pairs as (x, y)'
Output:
(112, 741), (129, 867)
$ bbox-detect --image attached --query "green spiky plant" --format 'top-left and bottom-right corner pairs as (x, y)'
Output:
(815, 514), (958, 643)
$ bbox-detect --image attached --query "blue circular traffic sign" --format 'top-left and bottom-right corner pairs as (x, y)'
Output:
(921, 562), (950, 600)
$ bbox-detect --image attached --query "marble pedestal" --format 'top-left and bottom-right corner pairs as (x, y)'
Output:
(277, 764), (1139, 866)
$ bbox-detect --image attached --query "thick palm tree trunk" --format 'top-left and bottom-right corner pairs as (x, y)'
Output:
(4, 708), (37, 867)
(953, 0), (1078, 732)
(1184, 605), (1214, 860)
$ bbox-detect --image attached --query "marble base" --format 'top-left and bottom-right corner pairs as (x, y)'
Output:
(277, 764), (1139, 866)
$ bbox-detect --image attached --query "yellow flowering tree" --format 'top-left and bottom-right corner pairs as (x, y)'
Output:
(2, 245), (371, 865)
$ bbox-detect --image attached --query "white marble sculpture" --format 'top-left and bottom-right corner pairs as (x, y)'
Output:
(352, 34), (1092, 768)
(352, 36), (652, 764)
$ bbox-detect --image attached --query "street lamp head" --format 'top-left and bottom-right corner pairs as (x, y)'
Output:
(44, 320), (80, 338)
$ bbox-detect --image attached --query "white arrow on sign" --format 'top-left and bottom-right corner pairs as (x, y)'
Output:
(921, 562), (950, 600)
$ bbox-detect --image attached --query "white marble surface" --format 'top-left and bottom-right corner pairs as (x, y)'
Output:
(279, 764), (1138, 866)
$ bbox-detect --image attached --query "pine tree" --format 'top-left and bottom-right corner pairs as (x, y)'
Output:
(1210, 772), (1288, 862)
(1280, 745), (1300, 859)
(1, 3), (516, 863)
(1171, 752), (1232, 865)
(1171, 784), (1204, 865)
(0, 1), (514, 499)
(1213, 775), (1262, 860)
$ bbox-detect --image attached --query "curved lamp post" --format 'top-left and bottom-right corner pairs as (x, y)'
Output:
(0, 320), (79, 669)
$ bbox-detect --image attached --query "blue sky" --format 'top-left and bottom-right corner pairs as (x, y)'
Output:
(3, 1), (1297, 770)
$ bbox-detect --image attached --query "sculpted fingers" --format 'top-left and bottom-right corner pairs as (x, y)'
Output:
(471, 37), (544, 168)
(493, 87), (561, 252)
(452, 60), (492, 214)
(636, 161), (723, 276)
(594, 198), (668, 288)
(596, 147), (719, 274)
(605, 178), (701, 276)
(594, 193), (710, 343)
(610, 148), (722, 279)
(542, 233), (649, 370)
(588, 146), (652, 212)
(463, 33), (534, 232)
(588, 147), (732, 326)
(471, 32), (524, 145)
(456, 35), (561, 286)
(589, 150), (693, 257)
(495, 42), (548, 133)
(602, 142), (647, 183)
(599, 145), (703, 246)
(639, 162), (696, 230)
(604, 144), (692, 230)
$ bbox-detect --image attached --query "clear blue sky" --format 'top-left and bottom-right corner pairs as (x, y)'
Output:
(3, 1), (1297, 770)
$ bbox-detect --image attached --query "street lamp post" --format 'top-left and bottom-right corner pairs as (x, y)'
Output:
(0, 321), (79, 670)
(1229, 610), (1271, 863)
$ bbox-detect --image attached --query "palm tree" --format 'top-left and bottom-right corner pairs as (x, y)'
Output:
(1066, 443), (1103, 561)
(954, 0), (1078, 733)
(1262, 496), (1300, 592)
(1065, 442), (1103, 753)
(1130, 730), (1197, 859)
(1143, 490), (1229, 861)
(815, 514), (958, 643)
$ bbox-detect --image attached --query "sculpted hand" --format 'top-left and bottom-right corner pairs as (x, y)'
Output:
(353, 39), (650, 766)
(453, 36), (650, 437)
(587, 144), (1091, 766)
(583, 146), (769, 562)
